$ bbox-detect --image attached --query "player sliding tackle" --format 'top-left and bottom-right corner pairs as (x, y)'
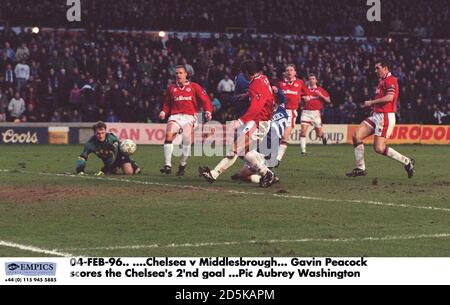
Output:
(76, 121), (141, 176)
(199, 60), (279, 188)
(346, 59), (415, 178)
(300, 73), (331, 155)
(230, 88), (289, 184)
(159, 65), (212, 176)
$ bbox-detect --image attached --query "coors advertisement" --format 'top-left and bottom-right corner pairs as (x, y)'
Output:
(0, 127), (48, 145)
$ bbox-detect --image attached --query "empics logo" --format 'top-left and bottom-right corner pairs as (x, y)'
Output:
(5, 262), (57, 276)
(7, 263), (20, 271)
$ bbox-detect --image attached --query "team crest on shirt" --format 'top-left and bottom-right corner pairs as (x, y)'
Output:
(294, 83), (299, 87)
(256, 94), (261, 101)
(173, 88), (178, 93)
(186, 87), (192, 92)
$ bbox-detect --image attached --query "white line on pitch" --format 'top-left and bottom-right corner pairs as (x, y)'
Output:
(62, 233), (450, 251)
(2, 169), (450, 212)
(0, 240), (74, 257)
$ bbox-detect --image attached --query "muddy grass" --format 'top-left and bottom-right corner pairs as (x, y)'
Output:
(0, 185), (103, 203)
(0, 183), (200, 204)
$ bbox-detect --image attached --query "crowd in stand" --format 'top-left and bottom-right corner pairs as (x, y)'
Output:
(0, 20), (448, 124)
(1, 0), (449, 38)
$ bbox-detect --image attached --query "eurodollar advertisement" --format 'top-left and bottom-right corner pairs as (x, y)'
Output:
(347, 125), (450, 145)
(289, 124), (348, 144)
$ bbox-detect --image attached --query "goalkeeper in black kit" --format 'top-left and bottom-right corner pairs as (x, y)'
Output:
(76, 121), (141, 176)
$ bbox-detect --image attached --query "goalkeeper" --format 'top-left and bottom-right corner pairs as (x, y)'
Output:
(76, 121), (141, 176)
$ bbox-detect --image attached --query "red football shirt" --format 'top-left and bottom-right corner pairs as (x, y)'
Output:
(278, 78), (309, 110)
(162, 81), (212, 116)
(304, 86), (330, 111)
(373, 73), (398, 113)
(240, 74), (275, 124)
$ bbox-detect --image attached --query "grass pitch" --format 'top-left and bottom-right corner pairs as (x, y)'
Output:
(0, 144), (448, 257)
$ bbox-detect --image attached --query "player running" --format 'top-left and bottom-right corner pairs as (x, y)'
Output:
(275, 64), (310, 165)
(199, 60), (279, 188)
(299, 73), (331, 155)
(346, 59), (415, 178)
(76, 121), (141, 176)
(159, 65), (212, 176)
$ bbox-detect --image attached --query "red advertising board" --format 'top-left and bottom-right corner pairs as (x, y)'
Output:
(347, 125), (450, 145)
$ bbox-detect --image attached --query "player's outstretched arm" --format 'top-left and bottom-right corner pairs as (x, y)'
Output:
(76, 157), (87, 175)
(76, 143), (92, 174)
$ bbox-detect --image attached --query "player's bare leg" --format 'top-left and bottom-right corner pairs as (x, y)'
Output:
(276, 125), (292, 166)
(346, 122), (373, 177)
(373, 136), (415, 178)
(300, 123), (309, 155)
(315, 126), (327, 145)
(161, 122), (180, 174)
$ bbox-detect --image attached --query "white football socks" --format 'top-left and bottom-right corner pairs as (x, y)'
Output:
(180, 145), (191, 167)
(384, 147), (410, 165)
(300, 137), (306, 153)
(164, 143), (174, 167)
(277, 143), (288, 162)
(211, 155), (238, 179)
(354, 143), (366, 170)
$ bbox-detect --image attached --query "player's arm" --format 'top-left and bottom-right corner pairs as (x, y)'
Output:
(301, 84), (312, 102)
(238, 86), (265, 124)
(364, 80), (396, 107)
(317, 88), (331, 104)
(272, 86), (287, 106)
(194, 84), (213, 121)
(159, 88), (171, 120)
(76, 143), (92, 174)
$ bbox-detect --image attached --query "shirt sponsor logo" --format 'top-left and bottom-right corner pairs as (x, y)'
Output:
(174, 96), (193, 101)
(284, 90), (298, 95)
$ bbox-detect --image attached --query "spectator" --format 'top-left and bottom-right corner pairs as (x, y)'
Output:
(3, 42), (16, 62)
(16, 42), (30, 62)
(217, 74), (235, 94)
(4, 64), (15, 85)
(353, 24), (365, 37)
(210, 92), (221, 113)
(8, 92), (25, 121)
(433, 105), (446, 125)
(23, 103), (38, 122)
(49, 110), (61, 123)
(106, 109), (119, 123)
(0, 88), (8, 118)
(14, 60), (30, 91)
(69, 83), (81, 108)
(71, 109), (83, 122)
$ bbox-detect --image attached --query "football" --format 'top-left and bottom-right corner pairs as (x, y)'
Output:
(120, 139), (137, 156)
